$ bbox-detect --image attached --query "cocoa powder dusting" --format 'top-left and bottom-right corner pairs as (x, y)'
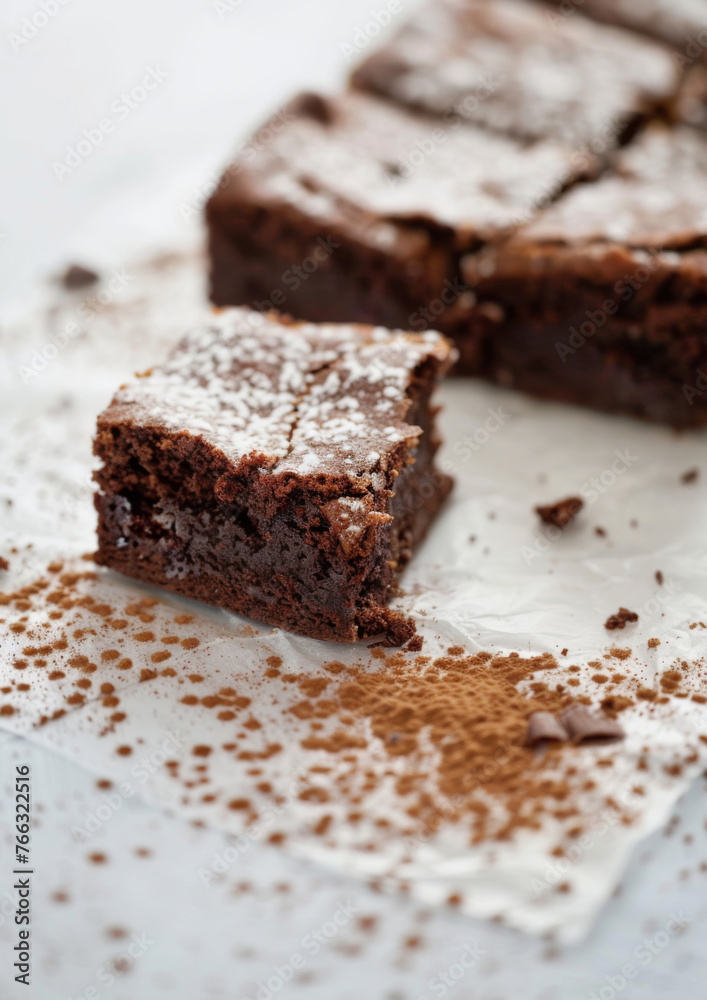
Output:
(291, 650), (588, 843)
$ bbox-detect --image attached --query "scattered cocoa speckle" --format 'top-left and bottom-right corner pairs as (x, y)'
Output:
(139, 668), (158, 682)
(228, 798), (251, 811)
(133, 631), (155, 643)
(655, 571), (664, 586)
(606, 647), (632, 661)
(268, 831), (286, 845)
(0, 557), (8, 572)
(681, 468), (699, 484)
(605, 608), (638, 630)
(134, 847), (152, 858)
(87, 852), (107, 864)
(116, 745), (132, 756)
(174, 614), (193, 625)
(193, 745), (212, 757)
(181, 637), (200, 649)
(535, 497), (583, 529)
(61, 263), (99, 289)
(150, 650), (171, 664)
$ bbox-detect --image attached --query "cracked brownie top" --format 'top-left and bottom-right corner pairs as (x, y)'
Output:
(351, 0), (678, 147)
(99, 307), (454, 479)
(208, 90), (583, 250)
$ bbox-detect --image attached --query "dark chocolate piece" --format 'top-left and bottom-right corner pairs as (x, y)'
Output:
(560, 705), (626, 743)
(93, 308), (454, 644)
(524, 711), (570, 747)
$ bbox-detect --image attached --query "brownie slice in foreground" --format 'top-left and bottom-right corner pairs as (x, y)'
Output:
(94, 309), (454, 644)
(351, 0), (678, 146)
(206, 90), (584, 370)
(462, 125), (707, 427)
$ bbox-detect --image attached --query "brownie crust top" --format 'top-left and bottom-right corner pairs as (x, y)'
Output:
(209, 91), (582, 248)
(100, 308), (453, 479)
(516, 125), (707, 250)
(351, 0), (678, 146)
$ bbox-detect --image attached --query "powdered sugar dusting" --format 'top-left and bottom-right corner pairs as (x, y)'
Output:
(221, 91), (580, 243)
(101, 308), (452, 477)
(352, 0), (677, 147)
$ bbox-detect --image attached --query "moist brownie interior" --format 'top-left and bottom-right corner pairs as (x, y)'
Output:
(93, 309), (454, 644)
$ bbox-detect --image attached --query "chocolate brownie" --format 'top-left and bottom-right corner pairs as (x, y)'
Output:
(206, 90), (586, 370)
(462, 125), (707, 426)
(93, 308), (454, 644)
(541, 0), (707, 51)
(538, 0), (707, 129)
(351, 0), (678, 146)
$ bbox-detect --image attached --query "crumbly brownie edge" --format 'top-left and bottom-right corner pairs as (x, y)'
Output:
(93, 352), (452, 643)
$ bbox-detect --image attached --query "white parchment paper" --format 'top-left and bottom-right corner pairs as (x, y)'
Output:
(1, 249), (706, 944)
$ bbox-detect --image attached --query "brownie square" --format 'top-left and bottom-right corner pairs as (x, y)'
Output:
(541, 0), (706, 50)
(93, 309), (454, 644)
(351, 0), (678, 146)
(462, 125), (707, 426)
(206, 90), (585, 370)
(537, 0), (707, 130)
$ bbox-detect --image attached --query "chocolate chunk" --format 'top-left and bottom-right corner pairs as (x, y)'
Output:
(605, 608), (638, 630)
(535, 496), (583, 529)
(560, 705), (625, 743)
(524, 711), (569, 747)
(61, 264), (99, 289)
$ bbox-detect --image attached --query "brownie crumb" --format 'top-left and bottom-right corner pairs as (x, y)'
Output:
(535, 496), (583, 529)
(681, 468), (699, 484)
(405, 635), (424, 652)
(561, 648), (568, 656)
(61, 263), (99, 289)
(605, 608), (638, 631)
(655, 570), (664, 586)
(648, 638), (660, 649)
(0, 556), (8, 572)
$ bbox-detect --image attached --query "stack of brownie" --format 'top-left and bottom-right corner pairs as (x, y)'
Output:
(206, 0), (707, 428)
(94, 0), (707, 642)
